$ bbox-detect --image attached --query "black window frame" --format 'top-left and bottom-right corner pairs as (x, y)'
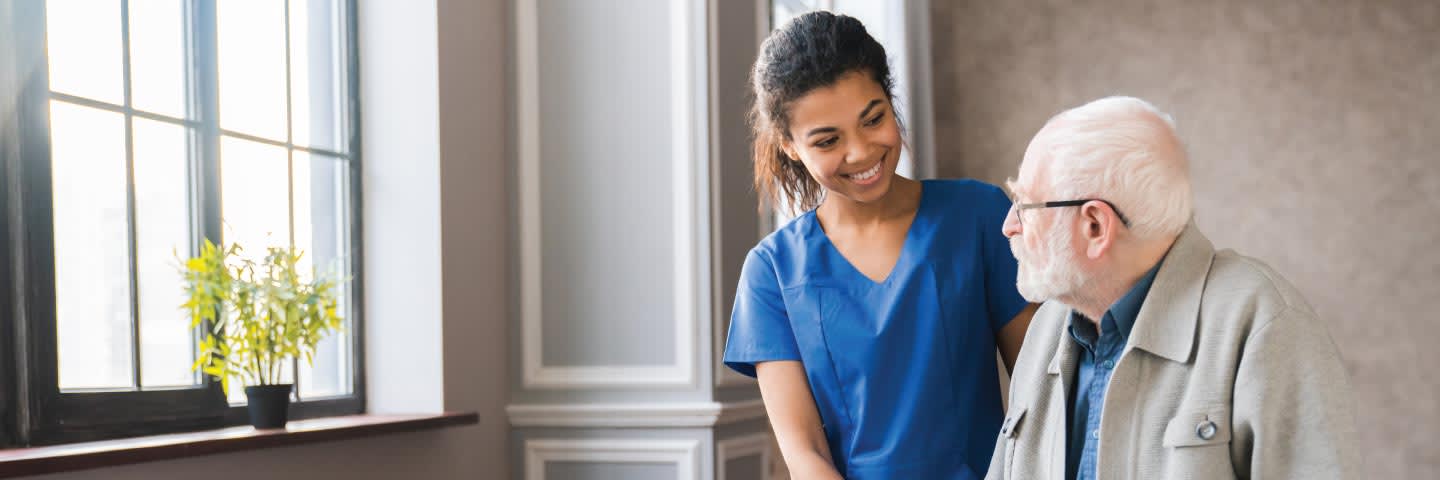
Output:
(0, 0), (366, 447)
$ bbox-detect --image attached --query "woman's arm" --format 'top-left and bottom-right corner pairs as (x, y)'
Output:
(755, 361), (845, 480)
(997, 304), (1039, 374)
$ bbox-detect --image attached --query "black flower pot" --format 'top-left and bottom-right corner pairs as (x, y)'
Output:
(244, 384), (293, 429)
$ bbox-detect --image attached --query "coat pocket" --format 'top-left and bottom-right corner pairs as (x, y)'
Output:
(1159, 406), (1237, 479)
(1000, 405), (1028, 476)
(1000, 405), (1027, 439)
(1162, 405), (1232, 448)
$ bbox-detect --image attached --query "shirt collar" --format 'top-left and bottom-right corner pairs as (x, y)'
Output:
(1050, 222), (1218, 374)
(1067, 259), (1164, 349)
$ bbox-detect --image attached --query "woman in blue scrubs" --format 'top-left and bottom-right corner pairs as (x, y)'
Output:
(722, 12), (1036, 479)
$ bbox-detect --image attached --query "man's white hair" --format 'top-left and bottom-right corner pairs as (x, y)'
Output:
(1038, 96), (1193, 240)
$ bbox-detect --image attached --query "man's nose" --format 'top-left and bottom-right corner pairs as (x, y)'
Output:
(1002, 206), (1021, 238)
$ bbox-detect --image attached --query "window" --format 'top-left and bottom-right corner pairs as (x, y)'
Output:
(0, 0), (363, 446)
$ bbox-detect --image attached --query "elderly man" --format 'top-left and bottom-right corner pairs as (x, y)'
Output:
(986, 96), (1359, 479)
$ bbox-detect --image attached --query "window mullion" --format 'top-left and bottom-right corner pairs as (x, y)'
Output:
(191, 0), (224, 401)
(284, 0), (301, 400)
(119, 0), (144, 392)
(343, 0), (366, 407)
(194, 1), (221, 254)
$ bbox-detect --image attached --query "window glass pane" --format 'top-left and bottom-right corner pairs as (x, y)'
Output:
(50, 100), (134, 390)
(220, 136), (290, 252)
(294, 152), (350, 398)
(289, 0), (347, 152)
(128, 0), (187, 118)
(45, 0), (124, 104)
(217, 0), (288, 141)
(297, 284), (349, 398)
(133, 118), (196, 388)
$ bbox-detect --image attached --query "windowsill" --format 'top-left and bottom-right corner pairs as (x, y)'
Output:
(0, 412), (479, 478)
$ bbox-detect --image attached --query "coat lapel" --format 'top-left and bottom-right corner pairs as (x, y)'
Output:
(1126, 222), (1216, 364)
(1044, 309), (1078, 480)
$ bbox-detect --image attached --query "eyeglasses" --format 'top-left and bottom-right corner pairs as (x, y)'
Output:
(1006, 189), (1131, 229)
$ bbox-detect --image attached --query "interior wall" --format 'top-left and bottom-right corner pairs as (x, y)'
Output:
(931, 1), (1439, 477)
(436, 0), (511, 476)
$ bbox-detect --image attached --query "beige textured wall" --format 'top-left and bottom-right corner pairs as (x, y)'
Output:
(932, 0), (1439, 476)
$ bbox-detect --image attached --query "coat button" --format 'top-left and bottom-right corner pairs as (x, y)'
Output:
(1196, 420), (1218, 440)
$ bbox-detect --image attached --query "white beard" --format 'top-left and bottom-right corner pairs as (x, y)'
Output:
(1010, 216), (1088, 303)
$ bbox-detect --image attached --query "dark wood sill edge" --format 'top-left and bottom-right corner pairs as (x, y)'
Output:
(0, 412), (479, 478)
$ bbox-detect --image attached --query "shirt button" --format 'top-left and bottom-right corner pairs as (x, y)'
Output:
(1091, 429), (1100, 440)
(1101, 360), (1115, 369)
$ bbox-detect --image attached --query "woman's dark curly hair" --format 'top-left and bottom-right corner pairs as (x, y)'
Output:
(750, 11), (897, 213)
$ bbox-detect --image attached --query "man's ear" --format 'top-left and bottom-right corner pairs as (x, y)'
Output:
(1080, 201), (1118, 259)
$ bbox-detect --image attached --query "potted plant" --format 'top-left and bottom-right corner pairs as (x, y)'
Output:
(181, 240), (344, 429)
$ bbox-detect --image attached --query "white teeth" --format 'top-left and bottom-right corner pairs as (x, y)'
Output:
(850, 162), (882, 181)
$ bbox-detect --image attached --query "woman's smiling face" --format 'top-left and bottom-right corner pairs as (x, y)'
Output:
(783, 70), (902, 206)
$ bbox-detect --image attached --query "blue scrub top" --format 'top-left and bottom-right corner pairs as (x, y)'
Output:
(723, 179), (1027, 479)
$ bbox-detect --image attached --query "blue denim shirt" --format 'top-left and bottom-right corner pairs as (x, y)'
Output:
(1065, 262), (1162, 480)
